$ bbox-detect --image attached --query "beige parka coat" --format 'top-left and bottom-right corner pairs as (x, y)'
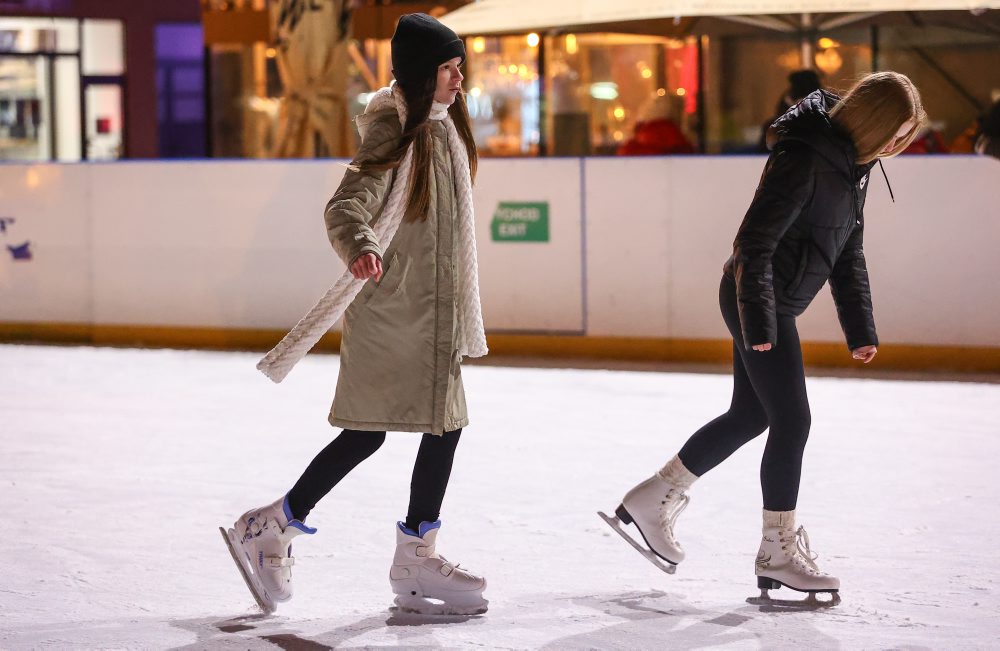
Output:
(323, 107), (468, 436)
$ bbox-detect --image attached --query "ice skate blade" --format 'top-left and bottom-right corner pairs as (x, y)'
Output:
(219, 526), (277, 615)
(746, 586), (841, 610)
(391, 593), (488, 616)
(597, 511), (677, 575)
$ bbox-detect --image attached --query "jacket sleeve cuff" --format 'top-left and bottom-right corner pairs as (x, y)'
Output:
(347, 243), (383, 268)
(846, 333), (879, 351)
(741, 323), (776, 350)
(738, 303), (777, 350)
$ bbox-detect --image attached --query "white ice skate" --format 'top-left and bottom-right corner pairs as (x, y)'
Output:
(220, 495), (316, 614)
(389, 521), (488, 616)
(599, 473), (690, 575)
(747, 512), (840, 609)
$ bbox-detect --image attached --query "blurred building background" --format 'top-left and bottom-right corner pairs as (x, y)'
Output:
(1, 0), (996, 162)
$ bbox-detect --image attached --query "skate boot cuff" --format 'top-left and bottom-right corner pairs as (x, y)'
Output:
(282, 495), (317, 534)
(287, 520), (317, 535)
(762, 509), (795, 529)
(657, 455), (699, 489)
(398, 520), (442, 538)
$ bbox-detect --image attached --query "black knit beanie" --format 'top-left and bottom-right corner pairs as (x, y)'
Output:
(390, 13), (465, 85)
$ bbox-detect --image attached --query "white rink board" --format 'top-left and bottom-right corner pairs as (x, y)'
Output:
(89, 161), (346, 330)
(474, 158), (584, 332)
(0, 156), (998, 347)
(585, 155), (1000, 347)
(0, 165), (93, 323)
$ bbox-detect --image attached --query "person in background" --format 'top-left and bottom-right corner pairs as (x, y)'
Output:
(617, 92), (694, 155)
(952, 97), (1000, 159)
(903, 121), (949, 154)
(758, 70), (823, 152)
(975, 99), (1000, 158)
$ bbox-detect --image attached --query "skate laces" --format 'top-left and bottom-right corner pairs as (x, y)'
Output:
(658, 489), (689, 538)
(783, 525), (822, 574)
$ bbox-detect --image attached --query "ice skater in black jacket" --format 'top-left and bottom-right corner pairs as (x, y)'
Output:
(602, 72), (926, 606)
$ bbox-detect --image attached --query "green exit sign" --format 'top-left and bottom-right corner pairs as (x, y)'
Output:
(491, 202), (549, 242)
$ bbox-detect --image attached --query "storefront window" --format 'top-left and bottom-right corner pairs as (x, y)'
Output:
(547, 33), (699, 156)
(84, 84), (123, 160)
(463, 34), (540, 156)
(156, 23), (206, 158)
(460, 32), (699, 157)
(706, 32), (870, 153)
(209, 43), (277, 158)
(0, 56), (49, 161)
(82, 19), (125, 76)
(878, 24), (999, 148)
(0, 17), (77, 53)
(0, 16), (124, 161)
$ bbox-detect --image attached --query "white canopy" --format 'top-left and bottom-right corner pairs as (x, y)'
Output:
(440, 0), (998, 35)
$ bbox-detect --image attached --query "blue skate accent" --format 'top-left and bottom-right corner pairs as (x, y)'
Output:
(288, 520), (317, 534)
(283, 494), (317, 534)
(397, 520), (442, 538)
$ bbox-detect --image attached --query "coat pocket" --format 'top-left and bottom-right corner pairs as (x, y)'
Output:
(370, 251), (409, 301)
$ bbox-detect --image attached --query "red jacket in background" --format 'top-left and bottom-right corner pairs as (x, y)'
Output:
(618, 119), (695, 155)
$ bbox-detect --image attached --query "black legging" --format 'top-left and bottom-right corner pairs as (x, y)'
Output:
(286, 429), (463, 531)
(678, 276), (810, 511)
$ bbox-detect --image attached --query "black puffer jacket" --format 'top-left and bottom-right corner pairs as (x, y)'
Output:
(723, 90), (879, 352)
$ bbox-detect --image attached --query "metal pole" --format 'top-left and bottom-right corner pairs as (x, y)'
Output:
(870, 24), (879, 71)
(800, 12), (813, 69)
(537, 34), (547, 157)
(203, 45), (213, 157)
(697, 35), (706, 153)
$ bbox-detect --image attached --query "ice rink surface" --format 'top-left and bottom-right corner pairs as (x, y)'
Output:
(2, 344), (998, 649)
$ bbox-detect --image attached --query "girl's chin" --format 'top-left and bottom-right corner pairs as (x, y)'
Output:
(435, 93), (458, 105)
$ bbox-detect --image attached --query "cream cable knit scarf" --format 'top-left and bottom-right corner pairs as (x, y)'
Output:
(257, 85), (488, 383)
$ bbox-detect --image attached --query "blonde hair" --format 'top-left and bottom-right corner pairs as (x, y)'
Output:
(830, 72), (926, 164)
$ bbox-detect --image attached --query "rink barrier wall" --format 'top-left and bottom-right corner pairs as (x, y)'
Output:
(2, 323), (999, 373)
(1, 157), (998, 373)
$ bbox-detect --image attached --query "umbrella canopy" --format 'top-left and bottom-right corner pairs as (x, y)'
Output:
(440, 0), (999, 35)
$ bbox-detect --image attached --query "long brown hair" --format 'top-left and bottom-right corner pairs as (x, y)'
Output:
(359, 76), (478, 223)
(830, 72), (926, 164)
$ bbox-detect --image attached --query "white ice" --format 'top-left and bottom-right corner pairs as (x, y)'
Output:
(1, 344), (998, 649)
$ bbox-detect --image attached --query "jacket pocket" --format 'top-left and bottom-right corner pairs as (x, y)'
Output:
(785, 244), (810, 297)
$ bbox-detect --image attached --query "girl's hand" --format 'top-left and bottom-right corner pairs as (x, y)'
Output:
(350, 253), (383, 281)
(852, 345), (877, 363)
(752, 343), (773, 352)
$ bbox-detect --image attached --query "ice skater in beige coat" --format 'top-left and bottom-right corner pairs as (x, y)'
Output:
(222, 13), (488, 617)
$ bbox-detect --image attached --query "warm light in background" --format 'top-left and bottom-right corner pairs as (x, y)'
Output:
(589, 82), (619, 100)
(507, 64), (518, 74)
(472, 36), (486, 53)
(565, 33), (578, 54)
(613, 107), (626, 120)
(526, 32), (540, 48)
(815, 48), (843, 75)
(470, 86), (482, 97)
(657, 88), (666, 97)
(818, 37), (839, 49)
(641, 68), (653, 79)
(676, 87), (686, 97)
(265, 47), (276, 58)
